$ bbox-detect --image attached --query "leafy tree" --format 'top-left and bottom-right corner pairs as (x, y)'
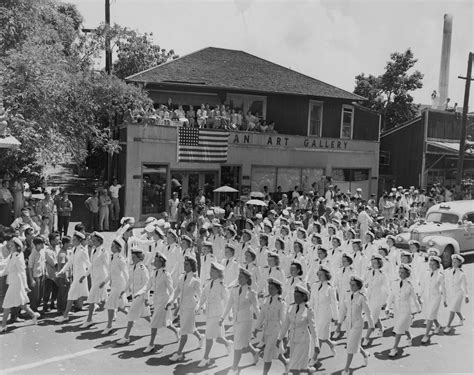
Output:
(354, 49), (423, 131)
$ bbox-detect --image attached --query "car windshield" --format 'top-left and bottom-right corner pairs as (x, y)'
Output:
(426, 212), (459, 224)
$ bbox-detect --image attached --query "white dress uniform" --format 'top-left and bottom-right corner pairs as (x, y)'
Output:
(364, 268), (389, 322)
(329, 246), (343, 275)
(126, 261), (150, 321)
(60, 245), (91, 300)
(200, 253), (216, 285)
(199, 278), (228, 339)
(445, 267), (469, 312)
(338, 291), (374, 354)
(387, 278), (419, 336)
(310, 281), (338, 340)
(209, 233), (225, 262)
(148, 268), (174, 329)
(237, 241), (252, 265)
(222, 257), (239, 287)
(255, 295), (287, 361)
(335, 266), (355, 302)
(307, 257), (331, 285)
(363, 243), (377, 259)
(261, 266), (285, 285)
(1, 252), (30, 308)
(279, 303), (318, 371)
(105, 253), (128, 310)
(243, 261), (263, 294)
(86, 245), (110, 304)
(420, 269), (446, 320)
(144, 240), (164, 271)
(173, 271), (201, 335)
(163, 242), (179, 284)
(256, 246), (269, 268)
(352, 252), (368, 278)
(222, 284), (258, 350)
(284, 276), (305, 305)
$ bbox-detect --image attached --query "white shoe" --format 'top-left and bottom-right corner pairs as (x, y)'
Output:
(421, 335), (429, 344)
(342, 370), (350, 375)
(362, 338), (370, 346)
(389, 348), (398, 357)
(444, 326), (451, 334)
(32, 312), (40, 325)
(116, 337), (130, 345)
(228, 369), (239, 375)
(197, 358), (210, 367)
(225, 340), (233, 356)
(0, 326), (7, 333)
(363, 352), (370, 366)
(308, 358), (316, 367)
(169, 353), (184, 362)
(102, 327), (113, 335)
(434, 326), (441, 334)
(460, 318), (465, 326)
(143, 345), (155, 353)
(375, 328), (383, 337)
(80, 320), (94, 329)
(56, 316), (69, 323)
(307, 367), (316, 373)
(405, 336), (414, 346)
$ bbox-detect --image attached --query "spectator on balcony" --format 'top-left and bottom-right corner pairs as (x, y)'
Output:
(163, 107), (171, 126)
(266, 121), (277, 134)
(221, 105), (230, 129)
(186, 105), (196, 127)
(244, 110), (258, 131)
(175, 105), (189, 126)
(230, 109), (238, 130)
(206, 104), (215, 129)
(197, 104), (207, 128)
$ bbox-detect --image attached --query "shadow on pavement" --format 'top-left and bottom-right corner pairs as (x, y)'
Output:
(374, 347), (410, 361)
(76, 329), (107, 341)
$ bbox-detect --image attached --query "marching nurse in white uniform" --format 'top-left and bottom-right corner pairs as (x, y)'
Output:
(277, 284), (319, 374)
(169, 255), (203, 361)
(144, 252), (179, 353)
(56, 231), (91, 322)
(220, 267), (260, 375)
(254, 277), (288, 375)
(117, 247), (151, 344)
(444, 254), (469, 333)
(385, 264), (421, 357)
(420, 255), (446, 343)
(336, 276), (373, 375)
(80, 232), (109, 328)
(102, 238), (128, 335)
(197, 262), (232, 367)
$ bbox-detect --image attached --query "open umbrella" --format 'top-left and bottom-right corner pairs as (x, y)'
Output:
(250, 191), (265, 198)
(246, 199), (267, 207)
(214, 186), (239, 193)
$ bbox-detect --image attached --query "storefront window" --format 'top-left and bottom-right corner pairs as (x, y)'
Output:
(203, 173), (216, 201)
(221, 166), (241, 189)
(332, 168), (370, 197)
(170, 172), (184, 198)
(142, 164), (167, 214)
(277, 168), (301, 192)
(251, 166), (277, 193)
(301, 168), (325, 191)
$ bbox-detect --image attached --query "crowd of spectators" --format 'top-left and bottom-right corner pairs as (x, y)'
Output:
(124, 98), (278, 134)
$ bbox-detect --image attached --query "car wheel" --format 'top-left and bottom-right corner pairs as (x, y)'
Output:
(442, 245), (454, 268)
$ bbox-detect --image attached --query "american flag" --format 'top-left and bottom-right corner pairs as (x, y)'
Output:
(177, 127), (229, 163)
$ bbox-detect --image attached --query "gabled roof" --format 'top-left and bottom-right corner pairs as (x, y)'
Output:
(126, 47), (364, 101)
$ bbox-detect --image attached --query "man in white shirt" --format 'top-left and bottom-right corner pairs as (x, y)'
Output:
(109, 178), (123, 228)
(168, 192), (180, 228)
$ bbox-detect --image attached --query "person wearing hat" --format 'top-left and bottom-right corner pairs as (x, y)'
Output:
(208, 223), (225, 262)
(336, 275), (373, 374)
(351, 240), (368, 278)
(257, 233), (270, 268)
(362, 254), (389, 345)
(420, 255), (447, 344)
(342, 228), (356, 254)
(278, 284), (319, 373)
(309, 266), (338, 365)
(385, 264), (421, 357)
(262, 252), (285, 284)
(408, 240), (424, 277)
(284, 260), (306, 305)
(306, 234), (321, 266)
(143, 252), (179, 353)
(221, 244), (239, 287)
(143, 226), (165, 272)
(0, 237), (41, 332)
(444, 254), (469, 333)
(169, 256), (203, 361)
(335, 253), (355, 307)
(117, 247), (151, 345)
(329, 236), (344, 275)
(363, 231), (377, 259)
(243, 247), (263, 295)
(79, 232), (109, 328)
(196, 262), (232, 367)
(292, 239), (307, 275)
(163, 229), (180, 286)
(200, 241), (216, 286)
(220, 267), (260, 375)
(237, 229), (253, 265)
(173, 235), (195, 285)
(254, 278), (288, 375)
(56, 231), (91, 323)
(385, 235), (400, 276)
(101, 238), (128, 335)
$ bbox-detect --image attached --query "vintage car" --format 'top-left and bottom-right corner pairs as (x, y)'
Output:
(395, 200), (474, 267)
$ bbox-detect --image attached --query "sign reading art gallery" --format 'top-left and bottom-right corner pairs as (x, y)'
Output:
(231, 132), (354, 150)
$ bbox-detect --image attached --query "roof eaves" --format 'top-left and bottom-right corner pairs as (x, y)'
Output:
(380, 115), (422, 138)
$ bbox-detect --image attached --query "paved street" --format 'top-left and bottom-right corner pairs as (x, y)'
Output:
(1, 227), (474, 375)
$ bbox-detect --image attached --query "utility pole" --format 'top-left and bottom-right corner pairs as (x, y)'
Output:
(105, 0), (112, 74)
(456, 52), (473, 197)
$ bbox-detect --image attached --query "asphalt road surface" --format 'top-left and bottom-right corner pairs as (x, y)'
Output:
(1, 228), (473, 375)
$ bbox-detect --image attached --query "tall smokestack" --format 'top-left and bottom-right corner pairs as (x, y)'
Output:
(436, 14), (453, 109)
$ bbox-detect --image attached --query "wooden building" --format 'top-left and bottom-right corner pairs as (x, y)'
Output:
(379, 108), (474, 191)
(119, 47), (381, 219)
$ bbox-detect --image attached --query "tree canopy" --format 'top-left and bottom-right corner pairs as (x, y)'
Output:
(354, 49), (423, 131)
(0, 0), (173, 182)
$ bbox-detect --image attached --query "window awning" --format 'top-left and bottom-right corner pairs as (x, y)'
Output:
(0, 136), (21, 149)
(427, 140), (474, 157)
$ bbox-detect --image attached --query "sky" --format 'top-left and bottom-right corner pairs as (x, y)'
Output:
(71, 0), (474, 108)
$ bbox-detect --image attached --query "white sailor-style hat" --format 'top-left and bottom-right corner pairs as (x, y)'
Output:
(451, 254), (465, 263)
(202, 240), (213, 248)
(401, 250), (413, 258)
(427, 247), (440, 256)
(181, 235), (193, 244)
(399, 263), (412, 273)
(294, 284), (310, 298)
(155, 251), (167, 262)
(242, 229), (253, 237)
(211, 261), (225, 272)
(92, 231), (104, 242)
(429, 255), (442, 264)
(267, 277), (283, 287)
(238, 266), (252, 278)
(112, 237), (125, 249)
(74, 231), (86, 240)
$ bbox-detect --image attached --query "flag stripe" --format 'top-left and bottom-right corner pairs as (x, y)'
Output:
(177, 127), (229, 163)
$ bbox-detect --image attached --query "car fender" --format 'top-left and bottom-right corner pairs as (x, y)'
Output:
(422, 235), (460, 254)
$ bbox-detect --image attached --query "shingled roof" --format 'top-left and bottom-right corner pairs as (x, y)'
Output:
(126, 47), (364, 101)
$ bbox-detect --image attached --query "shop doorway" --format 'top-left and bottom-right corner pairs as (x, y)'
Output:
(170, 170), (218, 204)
